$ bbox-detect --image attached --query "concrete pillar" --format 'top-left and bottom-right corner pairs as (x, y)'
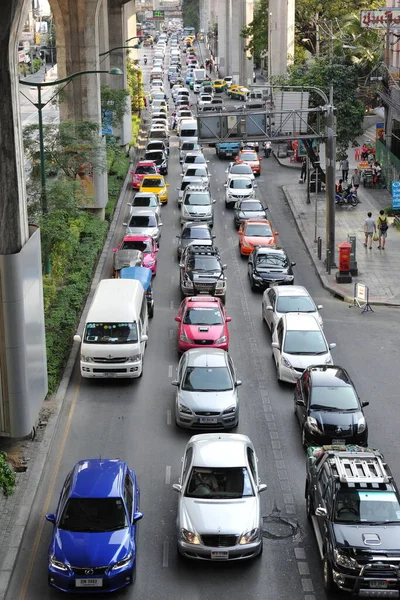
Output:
(230, 0), (241, 83)
(0, 0), (48, 437)
(217, 0), (228, 77)
(241, 0), (254, 87)
(268, 0), (295, 79)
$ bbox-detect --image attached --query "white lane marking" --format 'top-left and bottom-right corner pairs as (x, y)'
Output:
(165, 465), (171, 484)
(168, 365), (173, 378)
(169, 328), (174, 340)
(166, 410), (172, 425)
(162, 540), (169, 568)
(170, 300), (174, 309)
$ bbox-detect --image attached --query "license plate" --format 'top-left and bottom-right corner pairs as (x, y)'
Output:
(200, 417), (218, 424)
(370, 581), (388, 589)
(225, 152), (232, 157)
(76, 579), (103, 588)
(332, 439), (345, 445)
(211, 550), (229, 560)
(105, 372), (117, 378)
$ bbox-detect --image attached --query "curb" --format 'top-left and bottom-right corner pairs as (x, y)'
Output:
(0, 126), (145, 600)
(273, 151), (301, 170)
(281, 185), (400, 308)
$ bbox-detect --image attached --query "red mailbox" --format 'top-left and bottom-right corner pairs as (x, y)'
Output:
(338, 241), (351, 273)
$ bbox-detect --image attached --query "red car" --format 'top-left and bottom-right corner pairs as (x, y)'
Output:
(175, 296), (231, 354)
(119, 235), (159, 275)
(235, 150), (262, 176)
(131, 161), (158, 190)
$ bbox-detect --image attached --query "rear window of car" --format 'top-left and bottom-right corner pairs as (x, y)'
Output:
(142, 178), (163, 187)
(128, 215), (157, 228)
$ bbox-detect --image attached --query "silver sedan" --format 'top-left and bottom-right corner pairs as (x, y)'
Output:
(172, 433), (267, 560)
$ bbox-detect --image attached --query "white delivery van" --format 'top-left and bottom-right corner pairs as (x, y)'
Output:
(74, 279), (148, 379)
(179, 119), (198, 144)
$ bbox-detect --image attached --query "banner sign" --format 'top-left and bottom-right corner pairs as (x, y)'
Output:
(361, 10), (400, 29)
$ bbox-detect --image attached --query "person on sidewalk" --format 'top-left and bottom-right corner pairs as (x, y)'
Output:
(351, 168), (361, 194)
(377, 209), (389, 250)
(364, 212), (376, 249)
(340, 157), (349, 182)
(300, 158), (307, 183)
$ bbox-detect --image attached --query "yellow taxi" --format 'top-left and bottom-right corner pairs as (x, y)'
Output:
(228, 86), (249, 101)
(213, 79), (227, 93)
(226, 84), (241, 97)
(139, 174), (169, 204)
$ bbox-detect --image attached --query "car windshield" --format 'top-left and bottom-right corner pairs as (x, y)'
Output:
(184, 194), (211, 206)
(185, 467), (254, 499)
(240, 153), (258, 161)
(276, 295), (316, 313)
(186, 168), (207, 177)
(136, 164), (157, 174)
(133, 197), (157, 208)
(121, 240), (152, 253)
(145, 152), (164, 162)
(310, 386), (359, 410)
(185, 156), (205, 164)
(128, 215), (157, 228)
(142, 178), (163, 188)
(182, 366), (232, 391)
(239, 201), (263, 211)
(256, 253), (288, 267)
(147, 143), (165, 151)
(245, 224), (272, 237)
(283, 330), (327, 355)
(59, 498), (127, 532)
(182, 228), (211, 240)
(334, 491), (400, 524)
(189, 256), (220, 271)
(183, 307), (223, 325)
(84, 322), (138, 344)
(231, 164), (252, 175)
(230, 179), (253, 189)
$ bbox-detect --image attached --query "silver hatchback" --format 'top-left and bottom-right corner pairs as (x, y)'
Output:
(172, 433), (267, 560)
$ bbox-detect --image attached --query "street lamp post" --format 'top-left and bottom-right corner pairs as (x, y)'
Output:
(20, 68), (122, 215)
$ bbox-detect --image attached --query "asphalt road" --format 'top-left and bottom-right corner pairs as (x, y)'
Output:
(6, 44), (400, 600)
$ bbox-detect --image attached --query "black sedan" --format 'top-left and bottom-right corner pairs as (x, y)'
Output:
(234, 199), (267, 228)
(247, 246), (295, 290)
(144, 150), (168, 175)
(176, 222), (215, 258)
(294, 365), (369, 448)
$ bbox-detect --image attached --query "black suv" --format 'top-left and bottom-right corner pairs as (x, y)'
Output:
(179, 245), (227, 303)
(306, 446), (400, 596)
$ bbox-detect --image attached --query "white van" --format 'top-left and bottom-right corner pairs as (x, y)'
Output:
(74, 279), (148, 379)
(179, 119), (198, 144)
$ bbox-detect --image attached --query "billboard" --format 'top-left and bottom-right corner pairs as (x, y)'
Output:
(360, 10), (400, 30)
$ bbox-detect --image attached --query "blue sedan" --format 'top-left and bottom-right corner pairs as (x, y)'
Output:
(46, 459), (143, 593)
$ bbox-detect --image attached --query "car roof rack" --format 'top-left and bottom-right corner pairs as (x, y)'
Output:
(327, 452), (392, 484)
(186, 244), (220, 255)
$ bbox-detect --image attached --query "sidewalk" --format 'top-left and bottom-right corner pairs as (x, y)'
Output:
(273, 120), (400, 306)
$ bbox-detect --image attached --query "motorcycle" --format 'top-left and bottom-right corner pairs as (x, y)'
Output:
(335, 184), (359, 207)
(263, 141), (272, 158)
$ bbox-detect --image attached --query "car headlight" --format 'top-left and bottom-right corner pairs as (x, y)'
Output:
(281, 355), (292, 368)
(147, 258), (155, 266)
(242, 240), (252, 248)
(252, 271), (263, 280)
(239, 528), (259, 545)
(333, 549), (359, 570)
(128, 355), (141, 362)
(223, 405), (236, 415)
(284, 275), (294, 282)
(183, 279), (194, 289)
(81, 355), (93, 363)
(216, 279), (225, 289)
(179, 403), (192, 415)
(181, 528), (201, 544)
(215, 335), (227, 344)
(179, 334), (191, 343)
(306, 416), (321, 434)
(357, 416), (366, 434)
(49, 555), (69, 572)
(111, 552), (133, 571)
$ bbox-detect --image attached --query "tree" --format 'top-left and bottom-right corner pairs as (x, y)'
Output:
(284, 57), (365, 155)
(100, 85), (129, 128)
(127, 59), (145, 112)
(240, 0), (268, 67)
(182, 0), (199, 33)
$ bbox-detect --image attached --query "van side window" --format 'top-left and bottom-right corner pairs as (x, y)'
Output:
(140, 296), (147, 329)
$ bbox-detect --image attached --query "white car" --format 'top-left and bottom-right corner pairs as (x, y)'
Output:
(224, 175), (257, 208)
(271, 313), (335, 384)
(225, 162), (255, 180)
(172, 433), (267, 560)
(198, 94), (213, 109)
(262, 285), (323, 333)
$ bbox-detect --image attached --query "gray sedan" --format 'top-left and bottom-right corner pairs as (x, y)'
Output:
(172, 433), (267, 560)
(234, 199), (267, 228)
(171, 348), (240, 429)
(123, 208), (163, 245)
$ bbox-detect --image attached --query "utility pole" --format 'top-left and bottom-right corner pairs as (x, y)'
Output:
(325, 85), (336, 268)
(315, 12), (320, 57)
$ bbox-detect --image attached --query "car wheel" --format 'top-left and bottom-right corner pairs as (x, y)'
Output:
(256, 541), (264, 557)
(149, 305), (154, 319)
(323, 555), (335, 594)
(305, 484), (313, 522)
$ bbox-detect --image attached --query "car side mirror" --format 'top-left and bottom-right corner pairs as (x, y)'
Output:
(73, 334), (82, 343)
(315, 507), (327, 518)
(171, 380), (179, 386)
(271, 342), (280, 349)
(174, 316), (181, 322)
(235, 380), (242, 387)
(155, 248), (159, 252)
(274, 232), (279, 236)
(159, 222), (163, 227)
(254, 184), (258, 188)
(291, 262), (296, 267)
(317, 305), (323, 310)
(141, 335), (149, 342)
(266, 305), (273, 311)
(258, 484), (267, 493)
(172, 483), (182, 492)
(132, 511), (143, 524)
(45, 513), (56, 524)
(166, 183), (170, 186)
(226, 317), (232, 323)
(362, 401), (369, 408)
(222, 264), (227, 270)
(224, 183), (227, 187)
(127, 202), (132, 207)
(212, 235), (216, 239)
(212, 199), (216, 204)
(123, 222), (128, 227)
(295, 397), (305, 406)
(329, 343), (336, 349)
(113, 247), (118, 253)
(176, 235), (181, 239)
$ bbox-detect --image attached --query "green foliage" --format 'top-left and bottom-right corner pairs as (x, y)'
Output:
(240, 0), (268, 66)
(182, 0), (199, 32)
(0, 452), (16, 497)
(285, 57), (364, 155)
(127, 60), (145, 112)
(32, 58), (43, 73)
(101, 85), (129, 128)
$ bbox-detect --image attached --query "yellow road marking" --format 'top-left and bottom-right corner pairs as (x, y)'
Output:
(19, 382), (81, 600)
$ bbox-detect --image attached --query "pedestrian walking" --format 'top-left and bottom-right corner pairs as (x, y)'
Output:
(340, 157), (349, 182)
(351, 168), (361, 194)
(300, 157), (307, 183)
(377, 209), (389, 250)
(208, 61), (212, 74)
(354, 146), (361, 161)
(363, 212), (376, 249)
